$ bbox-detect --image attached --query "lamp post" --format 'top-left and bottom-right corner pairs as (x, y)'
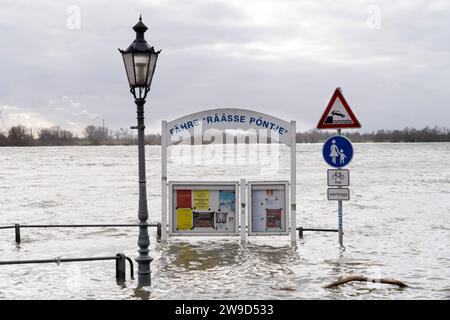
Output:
(119, 15), (161, 287)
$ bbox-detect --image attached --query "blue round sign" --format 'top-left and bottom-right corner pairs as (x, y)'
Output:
(322, 135), (353, 168)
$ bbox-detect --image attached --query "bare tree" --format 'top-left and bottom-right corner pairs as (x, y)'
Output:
(38, 127), (74, 146)
(8, 125), (34, 146)
(83, 125), (110, 144)
(0, 133), (7, 146)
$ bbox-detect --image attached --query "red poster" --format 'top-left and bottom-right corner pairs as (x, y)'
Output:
(177, 190), (192, 208)
(266, 209), (282, 228)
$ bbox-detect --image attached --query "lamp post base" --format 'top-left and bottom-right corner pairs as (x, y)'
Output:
(135, 256), (153, 287)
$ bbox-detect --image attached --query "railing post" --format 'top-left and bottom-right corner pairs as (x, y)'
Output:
(156, 222), (161, 242)
(116, 253), (126, 282)
(15, 224), (21, 244)
(298, 227), (303, 239)
(125, 256), (135, 280)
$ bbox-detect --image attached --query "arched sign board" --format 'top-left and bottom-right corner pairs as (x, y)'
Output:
(166, 108), (292, 146)
(161, 108), (297, 243)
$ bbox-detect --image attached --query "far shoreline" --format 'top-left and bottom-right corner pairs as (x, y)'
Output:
(1, 125), (449, 146)
(1, 140), (449, 148)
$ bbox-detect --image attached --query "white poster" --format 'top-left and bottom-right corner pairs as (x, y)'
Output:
(249, 183), (288, 234)
(251, 189), (267, 232)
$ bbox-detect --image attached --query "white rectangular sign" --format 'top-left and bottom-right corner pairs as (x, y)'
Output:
(327, 169), (350, 187)
(327, 188), (350, 201)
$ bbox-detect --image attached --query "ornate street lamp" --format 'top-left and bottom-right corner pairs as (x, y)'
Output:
(119, 15), (160, 287)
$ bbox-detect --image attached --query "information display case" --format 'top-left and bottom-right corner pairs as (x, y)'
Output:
(247, 181), (289, 235)
(169, 181), (239, 236)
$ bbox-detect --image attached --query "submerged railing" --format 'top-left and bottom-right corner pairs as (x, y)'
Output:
(296, 227), (339, 238)
(1, 223), (339, 242)
(0, 223), (162, 244)
(0, 223), (340, 287)
(0, 253), (134, 282)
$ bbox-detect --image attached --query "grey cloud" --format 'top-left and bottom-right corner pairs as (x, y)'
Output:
(0, 0), (449, 133)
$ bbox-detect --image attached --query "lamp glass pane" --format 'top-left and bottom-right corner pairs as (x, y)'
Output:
(146, 52), (159, 86)
(133, 53), (150, 86)
(122, 53), (135, 86)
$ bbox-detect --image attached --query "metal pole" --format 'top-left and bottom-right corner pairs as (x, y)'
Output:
(290, 121), (297, 244)
(338, 200), (343, 246)
(135, 99), (152, 287)
(161, 120), (168, 241)
(156, 222), (161, 242)
(116, 253), (126, 282)
(337, 128), (343, 247)
(298, 227), (303, 239)
(15, 224), (20, 244)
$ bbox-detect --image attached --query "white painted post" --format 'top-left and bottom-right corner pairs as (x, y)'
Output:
(240, 178), (247, 243)
(161, 120), (168, 241)
(290, 121), (297, 244)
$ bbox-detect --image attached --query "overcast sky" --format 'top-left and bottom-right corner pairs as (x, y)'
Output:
(0, 0), (449, 135)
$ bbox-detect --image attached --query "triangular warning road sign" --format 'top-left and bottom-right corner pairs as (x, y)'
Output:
(317, 88), (361, 129)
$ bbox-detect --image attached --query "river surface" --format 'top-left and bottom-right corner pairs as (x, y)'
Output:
(0, 143), (449, 299)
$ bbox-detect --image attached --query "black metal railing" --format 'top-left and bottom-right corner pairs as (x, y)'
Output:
(296, 227), (339, 238)
(0, 223), (162, 244)
(0, 253), (134, 282)
(2, 223), (340, 241)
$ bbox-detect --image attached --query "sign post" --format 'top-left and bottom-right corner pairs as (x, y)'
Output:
(337, 129), (344, 247)
(317, 88), (360, 247)
(322, 131), (353, 246)
(290, 121), (297, 244)
(161, 120), (168, 241)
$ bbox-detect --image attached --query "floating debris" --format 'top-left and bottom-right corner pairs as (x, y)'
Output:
(271, 286), (297, 291)
(324, 275), (408, 289)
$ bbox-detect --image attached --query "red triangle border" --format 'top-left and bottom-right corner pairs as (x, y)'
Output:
(316, 88), (361, 129)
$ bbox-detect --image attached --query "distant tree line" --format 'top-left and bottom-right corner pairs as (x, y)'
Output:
(0, 125), (448, 147)
(296, 126), (450, 143)
(0, 125), (161, 147)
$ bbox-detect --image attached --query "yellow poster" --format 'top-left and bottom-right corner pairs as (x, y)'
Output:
(193, 190), (210, 210)
(177, 208), (193, 230)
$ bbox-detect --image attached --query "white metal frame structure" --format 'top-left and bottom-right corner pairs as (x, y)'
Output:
(161, 108), (297, 243)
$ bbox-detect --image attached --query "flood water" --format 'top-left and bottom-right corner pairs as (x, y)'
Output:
(0, 143), (449, 299)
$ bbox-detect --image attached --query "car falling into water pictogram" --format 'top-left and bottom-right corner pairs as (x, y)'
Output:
(331, 110), (345, 118)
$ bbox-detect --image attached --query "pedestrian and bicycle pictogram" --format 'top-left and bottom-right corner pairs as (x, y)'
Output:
(322, 135), (354, 168)
(327, 169), (349, 187)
